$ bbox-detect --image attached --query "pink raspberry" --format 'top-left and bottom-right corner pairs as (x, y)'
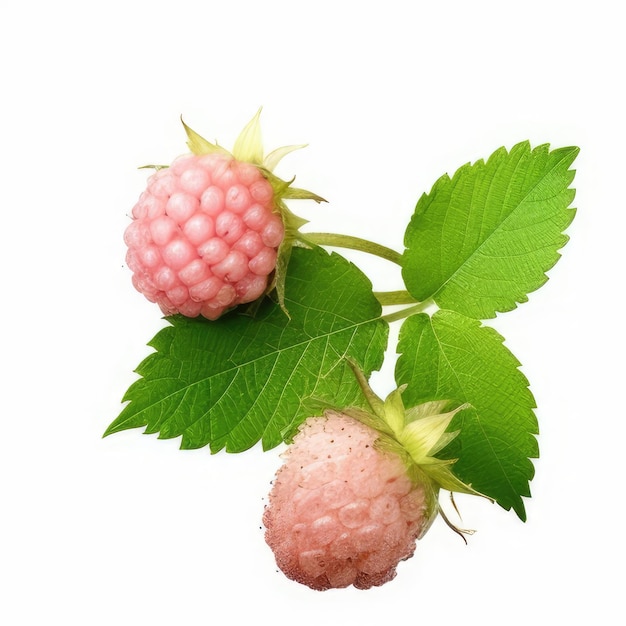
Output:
(124, 110), (324, 320)
(263, 411), (434, 591)
(124, 153), (284, 320)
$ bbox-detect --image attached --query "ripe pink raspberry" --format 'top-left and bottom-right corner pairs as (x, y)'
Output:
(124, 111), (323, 320)
(263, 411), (435, 591)
(125, 153), (284, 319)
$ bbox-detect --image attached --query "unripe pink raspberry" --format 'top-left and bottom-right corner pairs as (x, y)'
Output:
(124, 111), (323, 320)
(263, 411), (436, 590)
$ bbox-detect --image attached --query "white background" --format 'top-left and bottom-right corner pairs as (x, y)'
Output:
(1, 1), (623, 624)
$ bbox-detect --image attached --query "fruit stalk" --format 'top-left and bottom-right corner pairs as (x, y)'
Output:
(300, 232), (403, 265)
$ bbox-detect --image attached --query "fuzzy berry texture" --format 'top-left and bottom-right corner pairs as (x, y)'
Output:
(124, 153), (284, 320)
(263, 412), (431, 591)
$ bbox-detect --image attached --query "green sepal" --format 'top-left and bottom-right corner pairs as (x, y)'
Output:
(380, 386), (406, 435)
(343, 362), (488, 499)
(138, 164), (169, 171)
(261, 169), (327, 204)
(232, 107), (264, 165)
(181, 117), (230, 157)
(263, 144), (309, 172)
(400, 404), (466, 464)
(266, 181), (325, 316)
(272, 234), (295, 317)
(280, 185), (327, 203)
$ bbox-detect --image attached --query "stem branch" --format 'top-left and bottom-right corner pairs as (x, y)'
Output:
(374, 290), (419, 306)
(381, 301), (432, 324)
(301, 232), (403, 265)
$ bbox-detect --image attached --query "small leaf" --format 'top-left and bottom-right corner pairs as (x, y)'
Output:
(105, 247), (388, 453)
(395, 310), (537, 520)
(402, 142), (578, 319)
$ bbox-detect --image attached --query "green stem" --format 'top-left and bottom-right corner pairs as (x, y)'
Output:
(381, 301), (432, 324)
(301, 232), (403, 265)
(374, 290), (419, 306)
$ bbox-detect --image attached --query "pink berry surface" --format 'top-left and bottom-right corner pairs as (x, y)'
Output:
(124, 153), (284, 319)
(263, 412), (432, 590)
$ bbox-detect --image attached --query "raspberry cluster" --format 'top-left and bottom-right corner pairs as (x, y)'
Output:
(124, 153), (284, 320)
(263, 412), (433, 590)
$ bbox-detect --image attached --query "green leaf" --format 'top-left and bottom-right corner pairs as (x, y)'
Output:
(402, 142), (578, 319)
(105, 246), (388, 453)
(395, 310), (537, 520)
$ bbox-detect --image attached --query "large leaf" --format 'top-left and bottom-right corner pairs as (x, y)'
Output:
(402, 142), (578, 319)
(395, 310), (537, 520)
(105, 246), (388, 452)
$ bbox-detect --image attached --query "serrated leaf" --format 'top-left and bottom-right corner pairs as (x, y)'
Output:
(395, 310), (537, 520)
(105, 247), (388, 453)
(402, 142), (578, 319)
